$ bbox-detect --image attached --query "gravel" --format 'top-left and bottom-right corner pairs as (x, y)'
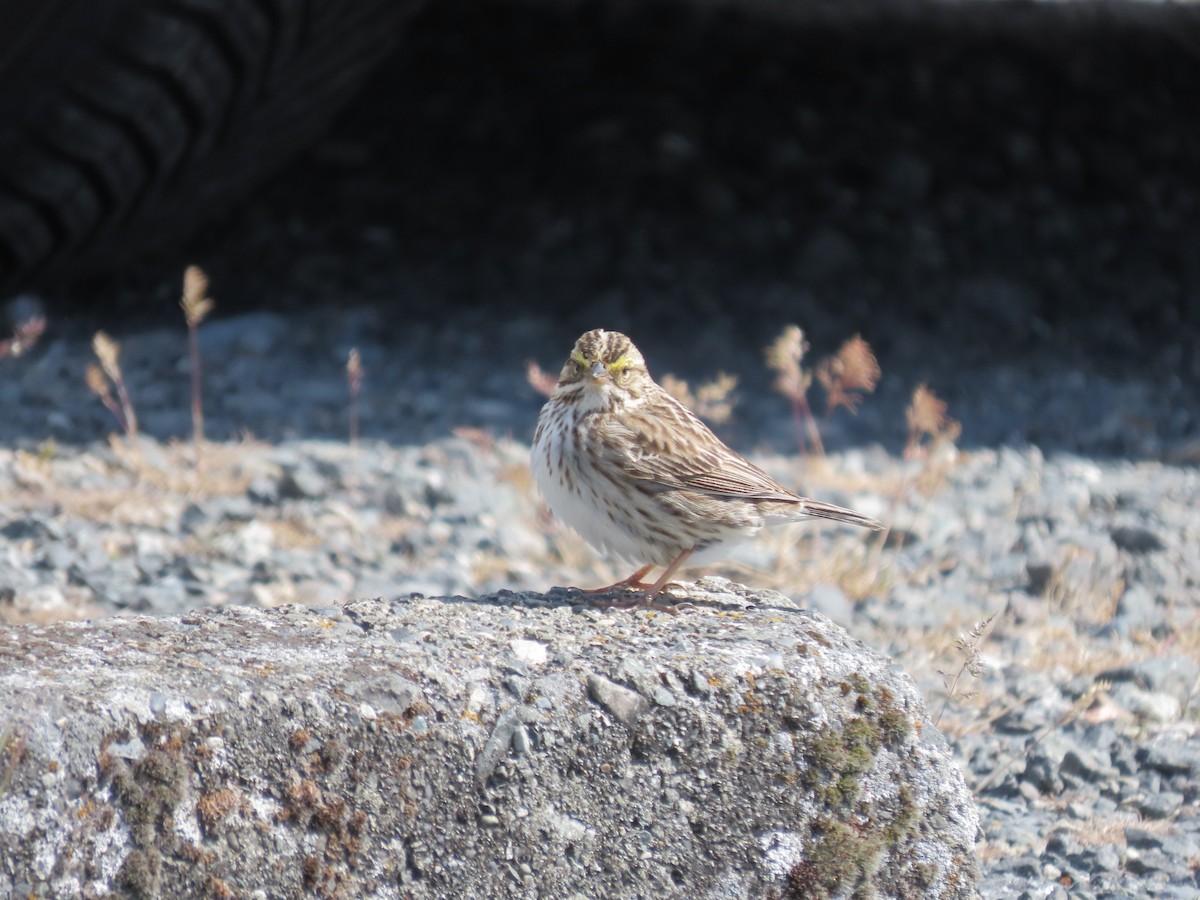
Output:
(1, 303), (1197, 896)
(4, 0), (1200, 895)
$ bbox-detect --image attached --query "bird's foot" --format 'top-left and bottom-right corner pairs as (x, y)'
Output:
(578, 565), (655, 595)
(580, 581), (655, 595)
(591, 582), (694, 614)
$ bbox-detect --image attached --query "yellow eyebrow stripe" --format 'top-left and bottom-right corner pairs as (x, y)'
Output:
(571, 350), (587, 366)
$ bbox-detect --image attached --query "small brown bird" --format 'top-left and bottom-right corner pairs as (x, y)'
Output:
(531, 328), (882, 605)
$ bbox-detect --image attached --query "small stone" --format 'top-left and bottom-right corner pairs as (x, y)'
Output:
(1125, 849), (1190, 879)
(1110, 525), (1164, 554)
(245, 474), (280, 505)
(512, 725), (531, 755)
(1060, 748), (1117, 783)
(1131, 791), (1183, 820)
(509, 640), (548, 666)
(805, 583), (853, 624)
(1026, 561), (1054, 594)
(1138, 738), (1200, 776)
(107, 737), (145, 760)
(1108, 585), (1163, 634)
(1099, 656), (1200, 707)
(586, 674), (649, 729)
(278, 465), (328, 500)
(1125, 827), (1165, 851)
(1090, 844), (1121, 872)
(1045, 832), (1083, 858)
(1107, 683), (1181, 723)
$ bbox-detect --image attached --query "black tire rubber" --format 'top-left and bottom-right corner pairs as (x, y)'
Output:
(0, 0), (423, 293)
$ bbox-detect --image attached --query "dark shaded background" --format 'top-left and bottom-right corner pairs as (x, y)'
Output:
(33, 0), (1200, 412)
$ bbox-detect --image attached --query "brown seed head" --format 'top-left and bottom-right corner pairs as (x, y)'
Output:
(1, 316), (47, 358)
(92, 331), (120, 381)
(181, 266), (214, 327)
(765, 324), (811, 400)
(907, 384), (949, 439)
(817, 334), (880, 413)
(525, 360), (558, 398)
(347, 347), (362, 392)
(85, 363), (110, 400)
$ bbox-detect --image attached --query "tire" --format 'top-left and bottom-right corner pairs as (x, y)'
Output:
(0, 0), (423, 293)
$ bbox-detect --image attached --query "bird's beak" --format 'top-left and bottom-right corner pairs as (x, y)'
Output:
(588, 361), (607, 381)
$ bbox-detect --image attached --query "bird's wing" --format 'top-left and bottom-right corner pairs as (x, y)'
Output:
(594, 391), (799, 503)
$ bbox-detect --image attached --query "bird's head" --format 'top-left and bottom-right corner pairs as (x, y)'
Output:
(556, 329), (650, 403)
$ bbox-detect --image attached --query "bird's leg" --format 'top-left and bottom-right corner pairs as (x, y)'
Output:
(639, 548), (693, 604)
(580, 564), (655, 595)
(600, 548), (695, 613)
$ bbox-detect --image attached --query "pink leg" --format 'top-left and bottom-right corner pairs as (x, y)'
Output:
(580, 564), (655, 595)
(637, 548), (693, 606)
(598, 548), (695, 614)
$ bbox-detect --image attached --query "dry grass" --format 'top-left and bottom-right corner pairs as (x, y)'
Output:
(934, 613), (998, 727)
(181, 265), (214, 455)
(88, 331), (138, 438)
(660, 372), (739, 424)
(525, 360), (558, 398)
(1040, 543), (1124, 623)
(765, 324), (822, 456)
(346, 348), (363, 445)
(0, 315), (46, 361)
(816, 334), (880, 414)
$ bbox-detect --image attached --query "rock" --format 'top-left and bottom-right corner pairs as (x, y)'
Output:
(1131, 791), (1183, 820)
(1106, 683), (1181, 724)
(1110, 525), (1165, 554)
(277, 463), (330, 500)
(1089, 844), (1122, 873)
(1099, 657), (1200, 710)
(1137, 738), (1200, 777)
(0, 588), (980, 899)
(805, 583), (854, 623)
(1059, 747), (1118, 785)
(1107, 585), (1164, 635)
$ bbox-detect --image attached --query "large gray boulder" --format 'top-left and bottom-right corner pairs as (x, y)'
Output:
(0, 579), (979, 898)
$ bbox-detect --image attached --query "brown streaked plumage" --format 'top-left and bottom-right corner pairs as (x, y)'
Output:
(531, 328), (882, 607)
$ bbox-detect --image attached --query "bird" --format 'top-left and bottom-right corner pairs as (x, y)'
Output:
(530, 328), (882, 607)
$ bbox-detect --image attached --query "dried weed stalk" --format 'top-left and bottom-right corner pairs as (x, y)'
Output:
(906, 384), (961, 459)
(180, 265), (214, 454)
(863, 384), (961, 585)
(765, 325), (823, 456)
(905, 384), (962, 495)
(526, 360), (559, 398)
(816, 334), (880, 414)
(935, 612), (997, 726)
(88, 331), (137, 438)
(452, 426), (495, 454)
(347, 348), (363, 445)
(0, 316), (47, 361)
(661, 372), (738, 424)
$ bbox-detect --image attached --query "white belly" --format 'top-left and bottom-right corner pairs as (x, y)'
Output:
(532, 407), (671, 566)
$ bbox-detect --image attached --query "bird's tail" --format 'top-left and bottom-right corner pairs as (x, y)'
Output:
(800, 498), (884, 531)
